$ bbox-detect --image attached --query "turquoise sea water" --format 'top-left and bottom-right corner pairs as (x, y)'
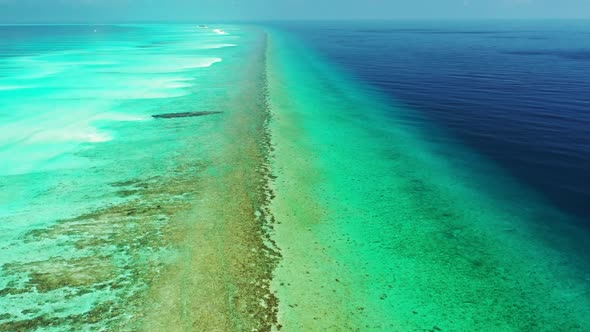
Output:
(267, 26), (590, 330)
(0, 24), (268, 330)
(290, 20), (590, 221)
(1, 22), (589, 331)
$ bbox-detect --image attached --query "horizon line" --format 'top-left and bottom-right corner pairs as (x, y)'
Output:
(2, 18), (590, 25)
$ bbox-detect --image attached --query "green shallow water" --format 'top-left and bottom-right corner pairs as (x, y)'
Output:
(1, 24), (589, 331)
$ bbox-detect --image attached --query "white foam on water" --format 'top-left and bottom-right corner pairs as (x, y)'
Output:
(141, 76), (196, 88)
(58, 60), (118, 66)
(200, 43), (237, 49)
(174, 42), (237, 50)
(163, 82), (193, 89)
(0, 108), (153, 176)
(1, 101), (116, 144)
(0, 103), (160, 173)
(120, 57), (222, 74)
(39, 74), (197, 100)
(0, 85), (35, 91)
(26, 126), (112, 144)
(213, 29), (229, 35)
(2, 115), (111, 146)
(53, 87), (189, 100)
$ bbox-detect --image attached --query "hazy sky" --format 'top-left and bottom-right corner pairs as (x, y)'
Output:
(1, 0), (589, 22)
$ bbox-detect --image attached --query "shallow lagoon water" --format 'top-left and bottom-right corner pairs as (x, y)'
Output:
(0, 24), (269, 330)
(1, 22), (589, 331)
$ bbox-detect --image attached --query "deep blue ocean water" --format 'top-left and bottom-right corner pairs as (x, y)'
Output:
(283, 20), (590, 223)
